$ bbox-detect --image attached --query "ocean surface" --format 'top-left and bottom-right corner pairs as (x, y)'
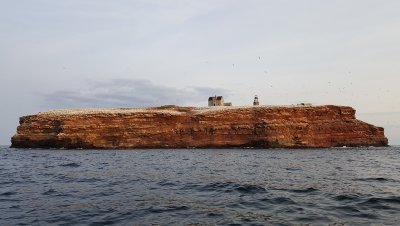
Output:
(1, 146), (400, 226)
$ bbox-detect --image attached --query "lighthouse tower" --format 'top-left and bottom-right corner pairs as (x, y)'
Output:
(253, 95), (259, 106)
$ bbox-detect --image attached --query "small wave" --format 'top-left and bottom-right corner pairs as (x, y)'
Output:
(92, 192), (115, 197)
(60, 162), (80, 167)
(53, 175), (75, 183)
(54, 193), (72, 197)
(356, 177), (397, 182)
(147, 205), (189, 213)
(207, 212), (223, 217)
(334, 194), (362, 201)
(77, 178), (103, 183)
(285, 187), (318, 193)
(90, 220), (115, 226)
(285, 167), (302, 171)
(334, 205), (361, 213)
(0, 198), (21, 202)
(42, 189), (57, 195)
(236, 184), (267, 193)
(295, 215), (331, 223)
(157, 180), (178, 187)
(41, 188), (71, 197)
(0, 191), (17, 196)
(200, 182), (267, 194)
(353, 213), (379, 219)
(361, 196), (400, 205)
(271, 197), (296, 204)
(0, 180), (23, 186)
(260, 197), (296, 205)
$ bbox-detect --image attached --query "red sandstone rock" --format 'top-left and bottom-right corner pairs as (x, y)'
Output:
(11, 105), (388, 149)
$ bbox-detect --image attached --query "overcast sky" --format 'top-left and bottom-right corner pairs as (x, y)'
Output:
(1, 0), (399, 145)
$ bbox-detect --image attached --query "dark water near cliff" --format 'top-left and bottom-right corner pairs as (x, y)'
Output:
(1, 146), (400, 225)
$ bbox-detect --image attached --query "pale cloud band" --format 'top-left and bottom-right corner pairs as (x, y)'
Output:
(42, 79), (229, 108)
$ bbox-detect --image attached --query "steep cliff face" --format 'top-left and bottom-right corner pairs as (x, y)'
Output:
(11, 105), (388, 149)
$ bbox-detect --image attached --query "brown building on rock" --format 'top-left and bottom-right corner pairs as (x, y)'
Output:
(208, 96), (224, 106)
(208, 96), (232, 106)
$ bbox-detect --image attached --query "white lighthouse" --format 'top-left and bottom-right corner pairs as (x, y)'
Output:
(253, 95), (259, 106)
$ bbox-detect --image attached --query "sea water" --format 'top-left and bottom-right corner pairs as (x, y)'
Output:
(1, 146), (399, 225)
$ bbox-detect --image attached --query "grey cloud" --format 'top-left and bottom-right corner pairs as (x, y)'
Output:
(43, 79), (229, 108)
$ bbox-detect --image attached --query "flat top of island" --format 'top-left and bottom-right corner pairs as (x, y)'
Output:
(35, 104), (331, 116)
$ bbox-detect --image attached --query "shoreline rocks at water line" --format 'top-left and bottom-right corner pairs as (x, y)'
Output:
(11, 105), (388, 149)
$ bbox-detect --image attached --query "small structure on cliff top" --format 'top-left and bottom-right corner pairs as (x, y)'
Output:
(297, 103), (312, 106)
(253, 95), (260, 106)
(208, 96), (232, 106)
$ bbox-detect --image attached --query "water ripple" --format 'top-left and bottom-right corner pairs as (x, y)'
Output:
(0, 191), (17, 196)
(59, 162), (80, 167)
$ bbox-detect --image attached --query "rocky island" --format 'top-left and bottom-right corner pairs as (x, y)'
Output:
(11, 105), (388, 149)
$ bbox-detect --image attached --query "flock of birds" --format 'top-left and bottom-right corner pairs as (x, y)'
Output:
(227, 56), (357, 92)
(222, 55), (393, 107)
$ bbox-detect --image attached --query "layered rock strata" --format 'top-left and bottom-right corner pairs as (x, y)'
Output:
(11, 105), (388, 149)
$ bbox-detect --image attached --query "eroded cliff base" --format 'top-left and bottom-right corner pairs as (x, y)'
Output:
(11, 105), (388, 149)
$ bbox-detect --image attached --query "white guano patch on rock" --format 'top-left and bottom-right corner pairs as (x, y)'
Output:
(37, 108), (185, 116)
(35, 105), (322, 117)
